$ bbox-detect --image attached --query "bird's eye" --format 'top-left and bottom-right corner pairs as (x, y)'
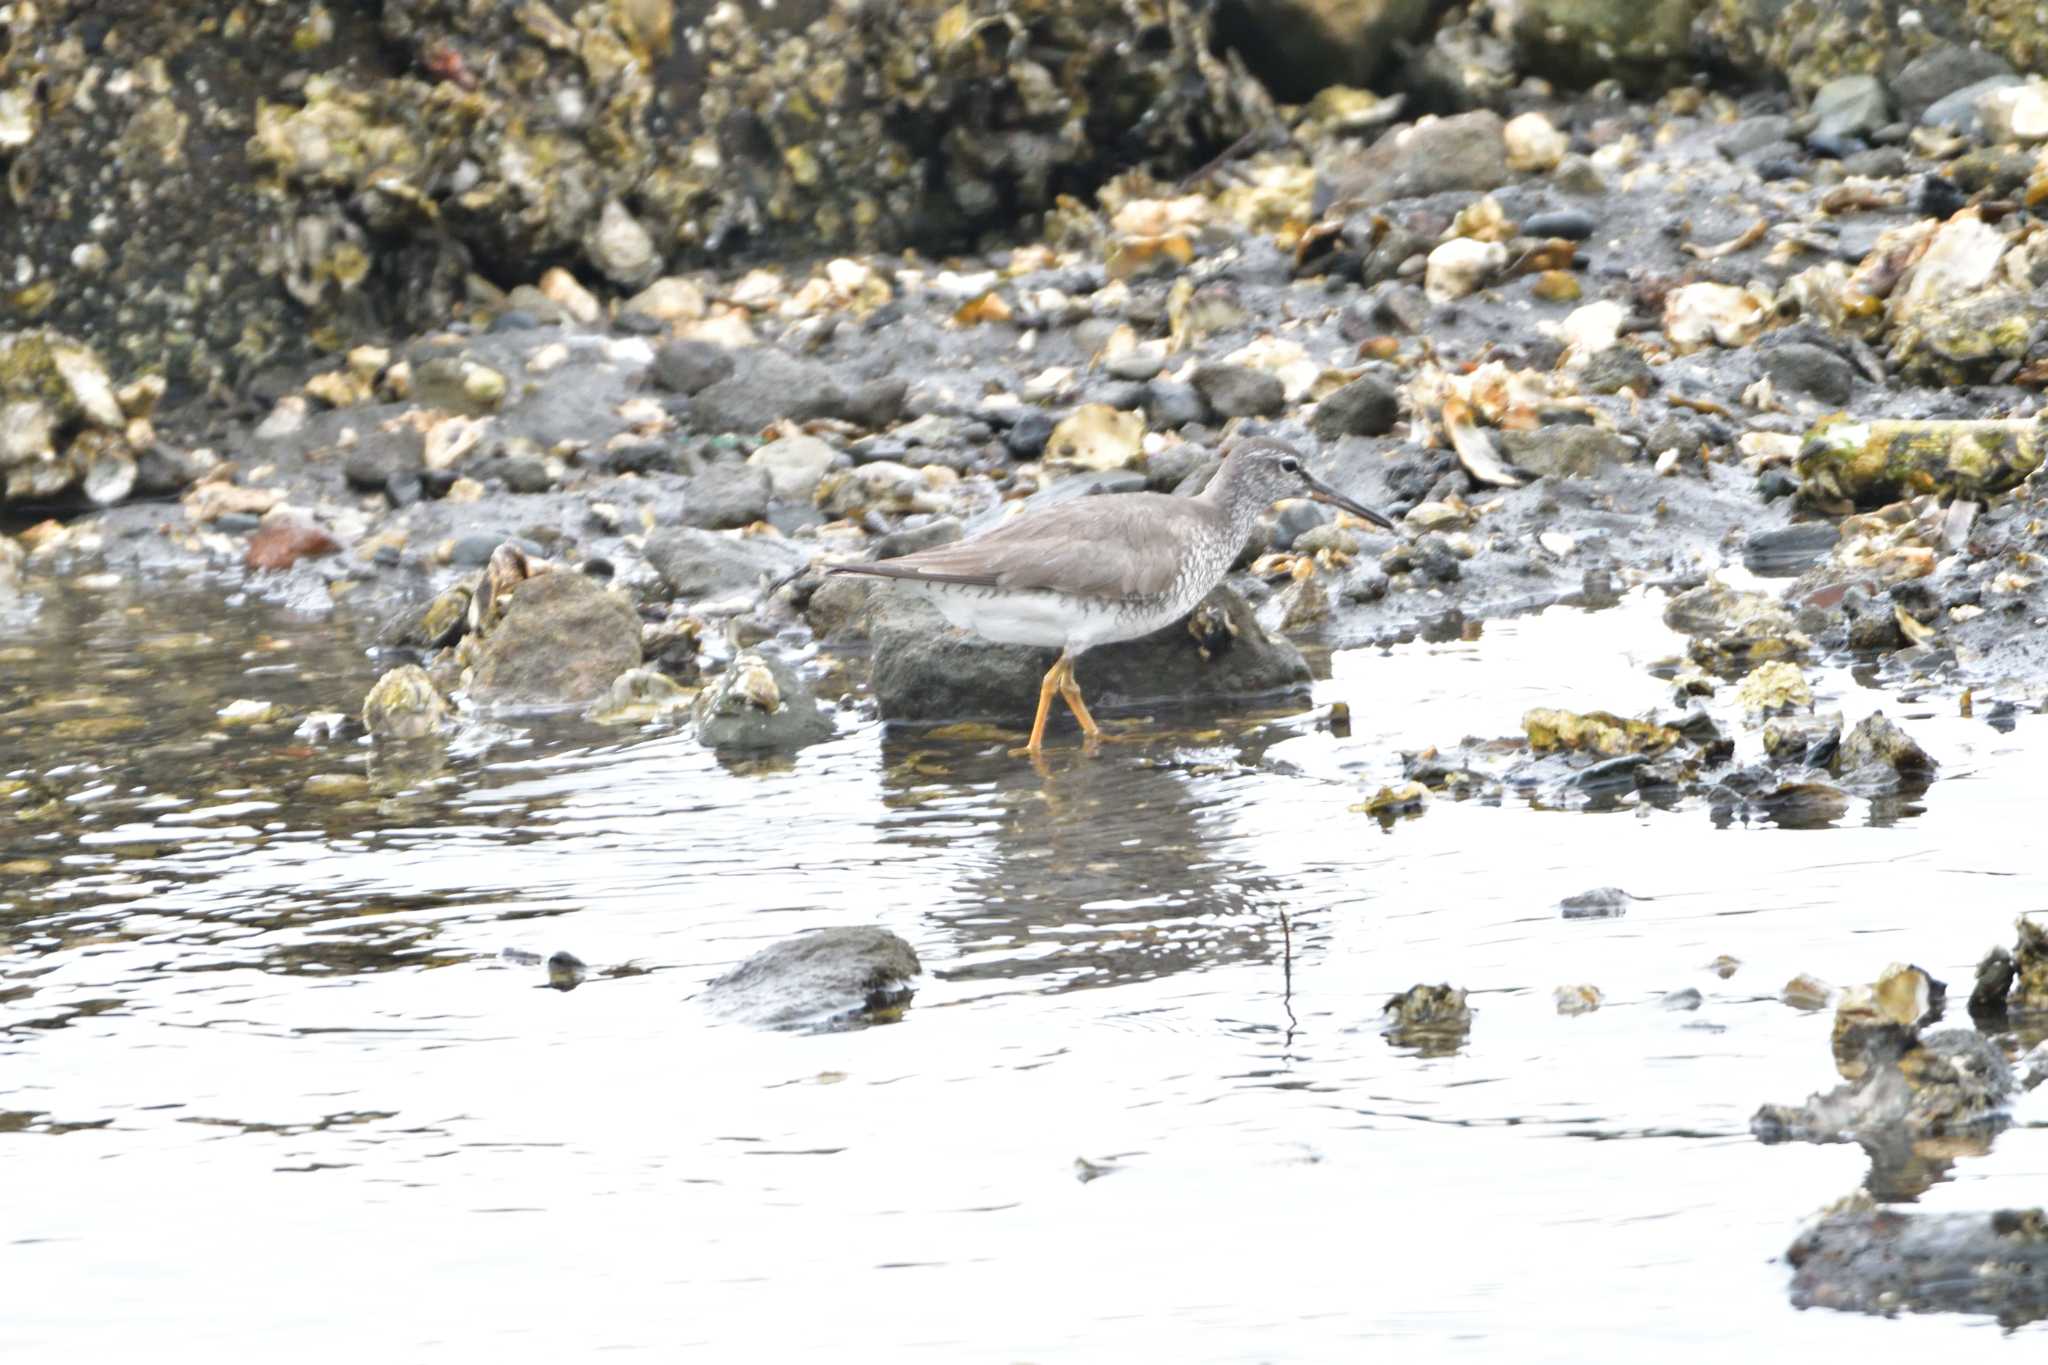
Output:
(1280, 458), (1300, 474)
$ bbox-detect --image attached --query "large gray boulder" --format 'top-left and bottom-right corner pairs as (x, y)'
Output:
(868, 584), (1311, 727)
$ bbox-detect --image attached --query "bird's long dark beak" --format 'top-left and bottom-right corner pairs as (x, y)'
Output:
(1303, 473), (1398, 532)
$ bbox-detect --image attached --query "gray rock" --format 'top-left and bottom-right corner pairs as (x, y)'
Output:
(1144, 378), (1209, 429)
(843, 376), (909, 430)
(1838, 712), (1936, 775)
(681, 462), (773, 530)
(693, 651), (834, 752)
(1761, 342), (1857, 404)
(1498, 425), (1634, 478)
(1311, 375), (1400, 439)
(1191, 363), (1285, 418)
(1579, 346), (1658, 395)
(451, 534), (507, 567)
(869, 584), (1310, 726)
(469, 572), (643, 706)
(1922, 74), (2023, 132)
(651, 339), (735, 396)
(1317, 110), (1508, 209)
(645, 525), (810, 602)
(701, 925), (921, 1030)
(805, 573), (874, 641)
(687, 348), (845, 432)
(1716, 116), (1794, 158)
(1894, 44), (2017, 121)
(1810, 74), (1891, 140)
(747, 433), (839, 502)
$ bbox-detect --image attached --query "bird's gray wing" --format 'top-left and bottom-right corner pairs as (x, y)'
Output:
(833, 494), (1200, 600)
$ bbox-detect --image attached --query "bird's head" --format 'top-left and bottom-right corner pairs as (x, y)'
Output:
(1219, 438), (1397, 531)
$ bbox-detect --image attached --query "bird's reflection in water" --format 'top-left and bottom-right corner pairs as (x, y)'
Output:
(877, 714), (1306, 994)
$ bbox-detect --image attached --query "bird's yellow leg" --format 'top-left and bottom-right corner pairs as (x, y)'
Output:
(1055, 654), (1101, 748)
(1025, 660), (1062, 753)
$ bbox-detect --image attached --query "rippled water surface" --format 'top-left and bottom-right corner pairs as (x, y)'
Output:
(3, 576), (2044, 1360)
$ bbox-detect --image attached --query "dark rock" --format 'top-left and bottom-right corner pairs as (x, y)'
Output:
(1744, 522), (1840, 577)
(645, 526), (810, 602)
(652, 339), (736, 396)
(869, 585), (1309, 726)
(1311, 375), (1400, 439)
(1316, 111), (1509, 210)
(487, 310), (540, 334)
(469, 572), (643, 706)
(1211, 0), (1435, 100)
(701, 926), (921, 1030)
(1411, 533), (1462, 583)
(1558, 886), (1635, 919)
(681, 462), (773, 530)
(1498, 426), (1634, 478)
(500, 456), (554, 494)
(1579, 346), (1658, 395)
(1523, 208), (1597, 240)
(1191, 363), (1285, 418)
(1761, 342), (1857, 405)
(608, 439), (688, 476)
(693, 651), (834, 752)
(1093, 380), (1150, 412)
(1004, 411), (1057, 460)
(1788, 1209), (2048, 1325)
(1144, 379), (1210, 430)
(1914, 173), (1968, 219)
(420, 469), (459, 501)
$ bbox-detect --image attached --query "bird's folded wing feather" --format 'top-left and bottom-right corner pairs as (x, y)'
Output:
(836, 495), (1195, 601)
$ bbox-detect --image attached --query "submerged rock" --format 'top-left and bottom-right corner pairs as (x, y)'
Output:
(693, 652), (834, 753)
(1380, 982), (1471, 1055)
(868, 585), (1309, 727)
(1789, 1207), (2048, 1326)
(468, 571), (643, 706)
(701, 926), (921, 1030)
(361, 664), (451, 740)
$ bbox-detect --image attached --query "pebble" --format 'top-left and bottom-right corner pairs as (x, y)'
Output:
(1523, 208), (1596, 241)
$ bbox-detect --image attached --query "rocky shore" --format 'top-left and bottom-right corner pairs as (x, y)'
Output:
(10, 0), (2048, 1325)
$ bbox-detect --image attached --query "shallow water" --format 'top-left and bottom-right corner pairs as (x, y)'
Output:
(2, 575), (2044, 1360)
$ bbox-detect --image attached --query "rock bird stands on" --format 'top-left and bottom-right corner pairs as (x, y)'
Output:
(830, 438), (1396, 755)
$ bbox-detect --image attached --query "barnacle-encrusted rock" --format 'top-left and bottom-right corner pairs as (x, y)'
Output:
(361, 664), (452, 740)
(8, 1), (1254, 394)
(1698, 0), (2048, 95)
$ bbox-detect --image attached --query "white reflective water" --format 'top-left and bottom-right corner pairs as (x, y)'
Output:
(2, 581), (2043, 1360)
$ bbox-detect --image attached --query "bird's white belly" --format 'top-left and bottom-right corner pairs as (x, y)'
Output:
(916, 582), (1196, 652)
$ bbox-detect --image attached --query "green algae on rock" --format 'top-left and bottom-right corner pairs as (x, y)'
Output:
(1796, 417), (2046, 511)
